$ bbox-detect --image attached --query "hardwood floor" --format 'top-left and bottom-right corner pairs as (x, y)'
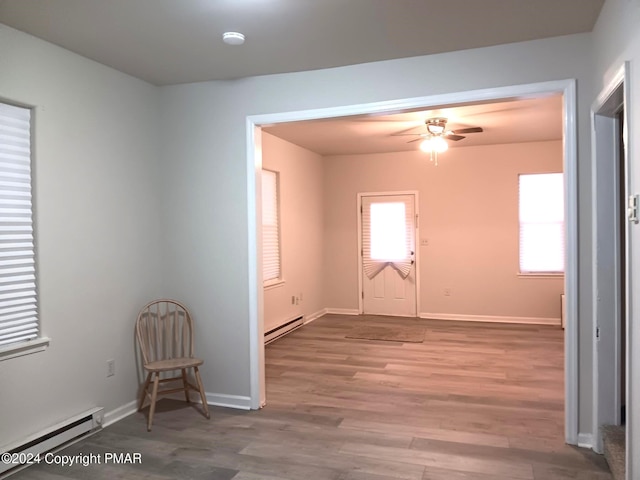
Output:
(9, 315), (611, 480)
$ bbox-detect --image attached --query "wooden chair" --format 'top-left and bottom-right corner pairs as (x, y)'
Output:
(135, 299), (210, 431)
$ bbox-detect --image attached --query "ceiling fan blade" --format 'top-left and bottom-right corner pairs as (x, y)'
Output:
(446, 134), (465, 141)
(392, 133), (427, 137)
(452, 127), (483, 134)
(391, 126), (425, 135)
(353, 118), (410, 123)
(407, 138), (423, 144)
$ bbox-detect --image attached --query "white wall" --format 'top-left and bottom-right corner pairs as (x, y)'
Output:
(592, 0), (640, 473)
(0, 19), (606, 447)
(323, 141), (564, 321)
(0, 25), (162, 446)
(262, 133), (324, 332)
(158, 34), (596, 430)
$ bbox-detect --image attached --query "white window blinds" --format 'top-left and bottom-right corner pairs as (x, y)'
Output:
(0, 102), (38, 347)
(519, 173), (564, 274)
(362, 195), (415, 279)
(262, 169), (281, 284)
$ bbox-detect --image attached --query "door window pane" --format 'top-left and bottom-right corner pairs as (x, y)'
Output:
(370, 202), (406, 261)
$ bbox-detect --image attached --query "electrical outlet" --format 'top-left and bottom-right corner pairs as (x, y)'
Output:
(444, 288), (451, 297)
(295, 297), (300, 305)
(107, 359), (115, 377)
(420, 238), (429, 246)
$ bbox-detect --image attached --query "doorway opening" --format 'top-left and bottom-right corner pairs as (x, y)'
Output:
(247, 80), (579, 444)
(591, 62), (629, 453)
(616, 108), (627, 427)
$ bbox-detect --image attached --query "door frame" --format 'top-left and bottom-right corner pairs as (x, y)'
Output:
(357, 191), (420, 316)
(246, 79), (579, 445)
(591, 62), (630, 453)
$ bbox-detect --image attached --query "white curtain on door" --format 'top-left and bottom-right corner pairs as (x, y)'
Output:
(361, 196), (415, 280)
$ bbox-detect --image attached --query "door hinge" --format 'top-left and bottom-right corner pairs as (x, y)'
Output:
(596, 326), (600, 340)
(362, 291), (364, 299)
(628, 194), (639, 224)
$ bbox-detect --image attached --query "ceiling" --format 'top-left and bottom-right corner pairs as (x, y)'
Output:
(0, 2), (583, 155)
(263, 95), (564, 156)
(0, 0), (603, 86)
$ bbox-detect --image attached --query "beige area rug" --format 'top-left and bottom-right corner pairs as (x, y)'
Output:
(345, 325), (425, 343)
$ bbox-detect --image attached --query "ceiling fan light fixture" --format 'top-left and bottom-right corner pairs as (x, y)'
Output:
(419, 138), (433, 153)
(431, 136), (448, 153)
(419, 136), (448, 154)
(425, 117), (447, 135)
(426, 124), (444, 135)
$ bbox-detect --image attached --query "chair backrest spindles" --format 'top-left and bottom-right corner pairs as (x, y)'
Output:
(136, 299), (195, 366)
(183, 316), (189, 357)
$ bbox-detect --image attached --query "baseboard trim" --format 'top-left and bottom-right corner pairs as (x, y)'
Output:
(104, 392), (252, 430)
(206, 393), (252, 410)
(326, 308), (360, 316)
(419, 312), (561, 326)
(578, 432), (594, 449)
(103, 400), (137, 428)
(305, 308), (327, 324)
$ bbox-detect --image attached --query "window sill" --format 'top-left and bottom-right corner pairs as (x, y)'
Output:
(0, 337), (50, 362)
(518, 273), (565, 279)
(264, 279), (285, 291)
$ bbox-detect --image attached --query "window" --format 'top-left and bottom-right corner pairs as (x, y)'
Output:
(262, 169), (281, 285)
(361, 195), (415, 280)
(370, 202), (407, 261)
(519, 173), (564, 274)
(0, 102), (45, 360)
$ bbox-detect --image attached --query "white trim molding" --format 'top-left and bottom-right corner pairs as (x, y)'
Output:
(247, 79), (579, 445)
(561, 79), (579, 446)
(325, 308), (360, 316)
(101, 392), (253, 431)
(305, 309), (328, 324)
(590, 62), (629, 455)
(103, 401), (137, 428)
(419, 313), (561, 326)
(247, 121), (265, 410)
(206, 393), (252, 410)
(578, 432), (594, 449)
(0, 337), (50, 362)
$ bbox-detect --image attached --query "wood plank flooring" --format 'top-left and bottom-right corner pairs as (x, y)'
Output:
(9, 315), (611, 480)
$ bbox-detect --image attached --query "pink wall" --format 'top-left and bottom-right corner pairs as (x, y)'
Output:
(262, 133), (325, 331)
(323, 141), (564, 322)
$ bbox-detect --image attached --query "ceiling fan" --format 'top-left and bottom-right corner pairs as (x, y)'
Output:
(392, 117), (484, 144)
(392, 117), (483, 165)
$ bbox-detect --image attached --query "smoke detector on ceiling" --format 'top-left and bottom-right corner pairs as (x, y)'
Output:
(222, 32), (245, 46)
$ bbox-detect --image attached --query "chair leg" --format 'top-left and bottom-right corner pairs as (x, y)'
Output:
(147, 372), (160, 432)
(138, 372), (152, 411)
(193, 366), (210, 419)
(181, 369), (190, 403)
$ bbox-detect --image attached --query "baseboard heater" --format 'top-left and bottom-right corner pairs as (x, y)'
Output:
(265, 315), (304, 344)
(0, 407), (103, 477)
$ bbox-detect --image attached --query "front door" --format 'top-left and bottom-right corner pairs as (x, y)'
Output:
(360, 194), (417, 317)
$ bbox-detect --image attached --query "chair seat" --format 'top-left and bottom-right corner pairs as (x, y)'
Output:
(144, 357), (204, 372)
